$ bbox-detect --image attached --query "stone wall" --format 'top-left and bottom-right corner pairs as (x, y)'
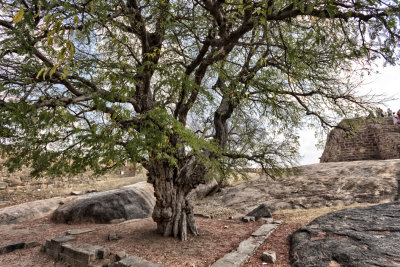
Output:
(320, 117), (400, 162)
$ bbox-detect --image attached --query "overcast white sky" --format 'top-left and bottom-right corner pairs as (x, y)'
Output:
(298, 64), (400, 165)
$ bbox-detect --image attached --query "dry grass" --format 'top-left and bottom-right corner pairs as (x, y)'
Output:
(274, 203), (376, 225)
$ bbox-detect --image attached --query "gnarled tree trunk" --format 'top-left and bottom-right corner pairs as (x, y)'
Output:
(146, 158), (207, 241)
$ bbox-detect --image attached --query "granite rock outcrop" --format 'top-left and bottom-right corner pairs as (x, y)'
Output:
(197, 159), (400, 213)
(289, 202), (400, 267)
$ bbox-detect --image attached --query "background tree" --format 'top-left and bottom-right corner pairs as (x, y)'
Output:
(1, 0), (399, 240)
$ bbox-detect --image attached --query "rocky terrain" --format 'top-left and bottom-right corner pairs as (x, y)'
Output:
(1, 158), (400, 266)
(290, 202), (400, 266)
(195, 159), (400, 215)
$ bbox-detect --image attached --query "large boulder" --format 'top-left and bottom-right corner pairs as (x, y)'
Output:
(289, 202), (400, 267)
(52, 182), (155, 224)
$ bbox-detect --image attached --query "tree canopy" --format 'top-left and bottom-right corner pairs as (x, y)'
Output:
(1, 0), (399, 239)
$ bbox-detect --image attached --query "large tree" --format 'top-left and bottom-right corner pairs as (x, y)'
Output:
(1, 0), (399, 240)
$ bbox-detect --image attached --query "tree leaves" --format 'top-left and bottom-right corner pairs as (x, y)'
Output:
(36, 68), (46, 80)
(13, 6), (24, 23)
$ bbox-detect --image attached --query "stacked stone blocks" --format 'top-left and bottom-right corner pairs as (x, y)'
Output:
(42, 235), (165, 267)
(320, 117), (400, 162)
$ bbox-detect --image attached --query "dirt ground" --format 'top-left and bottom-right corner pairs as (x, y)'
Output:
(0, 205), (369, 266)
(0, 215), (263, 267)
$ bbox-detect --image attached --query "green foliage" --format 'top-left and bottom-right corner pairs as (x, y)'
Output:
(0, 0), (399, 179)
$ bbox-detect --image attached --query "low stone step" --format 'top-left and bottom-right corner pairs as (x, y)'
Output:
(42, 235), (76, 259)
(60, 243), (105, 267)
(211, 221), (281, 267)
(43, 236), (112, 267)
(42, 235), (167, 267)
(110, 256), (167, 267)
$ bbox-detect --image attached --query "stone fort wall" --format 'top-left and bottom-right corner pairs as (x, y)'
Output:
(320, 117), (400, 162)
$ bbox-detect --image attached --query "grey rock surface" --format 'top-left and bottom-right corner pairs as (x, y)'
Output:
(188, 179), (218, 199)
(289, 202), (400, 267)
(52, 182), (155, 224)
(201, 159), (400, 213)
(244, 204), (271, 220)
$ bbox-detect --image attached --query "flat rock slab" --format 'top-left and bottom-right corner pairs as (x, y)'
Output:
(251, 224), (278, 237)
(289, 202), (400, 267)
(113, 256), (167, 267)
(65, 228), (99, 235)
(52, 182), (155, 224)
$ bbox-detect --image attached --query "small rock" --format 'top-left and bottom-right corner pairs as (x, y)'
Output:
(70, 191), (82, 195)
(223, 225), (229, 229)
(59, 201), (65, 205)
(21, 176), (30, 182)
(262, 251), (276, 264)
(241, 216), (255, 222)
(194, 213), (212, 219)
(36, 224), (49, 228)
(97, 247), (110, 259)
(24, 241), (41, 249)
(0, 182), (8, 190)
(110, 218), (126, 224)
(4, 178), (22, 187)
(115, 251), (127, 261)
(273, 220), (283, 224)
(228, 216), (234, 220)
(245, 204), (272, 221)
(259, 217), (274, 224)
(108, 231), (118, 241)
(86, 189), (98, 193)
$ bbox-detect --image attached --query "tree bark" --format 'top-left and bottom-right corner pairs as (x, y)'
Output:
(146, 158), (206, 241)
